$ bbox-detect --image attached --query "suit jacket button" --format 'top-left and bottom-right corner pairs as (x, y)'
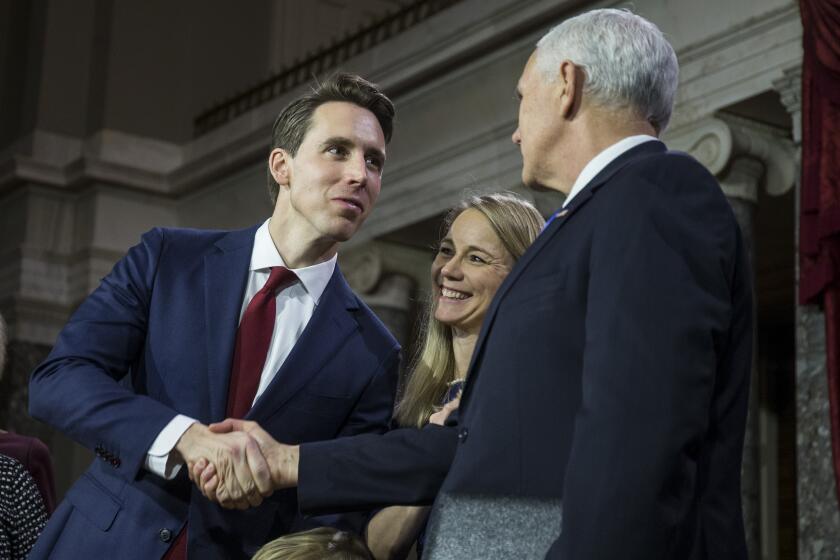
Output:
(159, 528), (172, 543)
(111, 458), (121, 467)
(457, 428), (469, 443)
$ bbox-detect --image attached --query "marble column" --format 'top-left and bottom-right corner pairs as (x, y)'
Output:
(774, 65), (840, 560)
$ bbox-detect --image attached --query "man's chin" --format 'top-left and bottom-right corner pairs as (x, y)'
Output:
(526, 181), (554, 193)
(328, 218), (365, 243)
(521, 171), (560, 193)
(521, 174), (552, 192)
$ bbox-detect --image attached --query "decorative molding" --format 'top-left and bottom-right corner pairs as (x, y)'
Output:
(773, 66), (802, 115)
(0, 130), (178, 196)
(669, 3), (802, 130)
(773, 65), (803, 145)
(194, 0), (465, 135)
(359, 274), (415, 311)
(665, 113), (796, 200)
(340, 240), (434, 296)
(1, 237), (126, 347)
(4, 296), (77, 347)
(340, 245), (384, 294)
(720, 157), (765, 204)
(0, 0), (801, 209)
(665, 117), (734, 176)
(170, 0), (578, 196)
(721, 113), (796, 197)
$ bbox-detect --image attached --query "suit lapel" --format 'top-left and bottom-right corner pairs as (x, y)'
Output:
(204, 225), (260, 422)
(460, 140), (667, 407)
(247, 266), (359, 420)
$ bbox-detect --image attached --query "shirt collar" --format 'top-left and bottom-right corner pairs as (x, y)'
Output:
(250, 219), (337, 304)
(562, 135), (659, 208)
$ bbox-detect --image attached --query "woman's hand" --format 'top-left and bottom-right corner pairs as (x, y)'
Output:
(429, 397), (460, 426)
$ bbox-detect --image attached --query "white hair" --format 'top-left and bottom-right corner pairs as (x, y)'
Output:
(535, 8), (679, 133)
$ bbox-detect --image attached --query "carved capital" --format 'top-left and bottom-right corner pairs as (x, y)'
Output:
(340, 244), (383, 294)
(721, 113), (796, 197)
(772, 65), (802, 117)
(665, 116), (734, 176)
(359, 274), (415, 311)
(772, 65), (803, 144)
(720, 157), (764, 203)
(665, 114), (796, 199)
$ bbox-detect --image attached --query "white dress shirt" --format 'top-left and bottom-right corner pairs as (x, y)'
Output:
(562, 135), (659, 208)
(144, 219), (337, 478)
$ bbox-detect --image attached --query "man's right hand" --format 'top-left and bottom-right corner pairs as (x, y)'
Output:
(192, 419), (300, 508)
(173, 423), (273, 509)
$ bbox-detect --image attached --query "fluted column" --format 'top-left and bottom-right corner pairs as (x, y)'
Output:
(774, 65), (840, 560)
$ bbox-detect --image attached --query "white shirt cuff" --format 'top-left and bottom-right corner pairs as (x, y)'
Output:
(144, 415), (198, 480)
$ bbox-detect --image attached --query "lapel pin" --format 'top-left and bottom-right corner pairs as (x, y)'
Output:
(557, 209), (569, 218)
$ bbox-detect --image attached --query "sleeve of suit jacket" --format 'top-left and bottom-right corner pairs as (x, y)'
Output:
(548, 157), (753, 558)
(296, 333), (402, 534)
(29, 228), (180, 482)
(298, 421), (459, 514)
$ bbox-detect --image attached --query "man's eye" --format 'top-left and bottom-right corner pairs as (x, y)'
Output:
(469, 254), (486, 264)
(327, 146), (347, 156)
(365, 156), (383, 171)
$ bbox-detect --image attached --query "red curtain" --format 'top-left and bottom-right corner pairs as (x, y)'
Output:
(799, 0), (840, 507)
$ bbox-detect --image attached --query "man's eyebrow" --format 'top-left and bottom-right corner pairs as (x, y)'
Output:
(321, 136), (354, 148)
(322, 136), (386, 161)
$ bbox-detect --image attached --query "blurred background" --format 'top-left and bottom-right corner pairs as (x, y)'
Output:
(0, 1), (831, 559)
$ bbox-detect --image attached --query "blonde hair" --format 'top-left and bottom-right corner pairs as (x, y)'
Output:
(252, 528), (372, 560)
(394, 193), (544, 428)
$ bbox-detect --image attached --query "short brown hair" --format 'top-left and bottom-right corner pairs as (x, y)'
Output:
(266, 73), (395, 205)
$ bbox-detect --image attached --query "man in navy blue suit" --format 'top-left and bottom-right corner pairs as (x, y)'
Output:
(28, 74), (400, 559)
(200, 9), (753, 559)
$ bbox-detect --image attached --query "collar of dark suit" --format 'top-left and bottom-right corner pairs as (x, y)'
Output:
(555, 139), (667, 217)
(213, 224), (261, 253)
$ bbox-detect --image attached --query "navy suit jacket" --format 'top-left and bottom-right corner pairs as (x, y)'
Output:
(298, 141), (753, 559)
(28, 225), (399, 559)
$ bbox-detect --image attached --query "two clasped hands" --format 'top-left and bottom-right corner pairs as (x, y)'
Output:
(173, 419), (297, 509)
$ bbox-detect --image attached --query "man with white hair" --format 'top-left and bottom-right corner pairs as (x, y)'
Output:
(200, 9), (752, 559)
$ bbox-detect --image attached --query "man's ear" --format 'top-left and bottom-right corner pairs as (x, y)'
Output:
(557, 60), (582, 119)
(268, 148), (292, 187)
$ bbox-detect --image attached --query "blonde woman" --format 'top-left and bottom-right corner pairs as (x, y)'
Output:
(365, 193), (543, 559)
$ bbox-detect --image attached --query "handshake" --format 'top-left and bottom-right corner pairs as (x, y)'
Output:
(173, 419), (298, 510)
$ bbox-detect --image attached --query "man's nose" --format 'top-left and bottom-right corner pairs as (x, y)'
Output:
(345, 154), (367, 185)
(511, 127), (521, 145)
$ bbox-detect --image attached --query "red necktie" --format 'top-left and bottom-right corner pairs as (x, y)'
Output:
(226, 266), (298, 419)
(162, 267), (297, 560)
